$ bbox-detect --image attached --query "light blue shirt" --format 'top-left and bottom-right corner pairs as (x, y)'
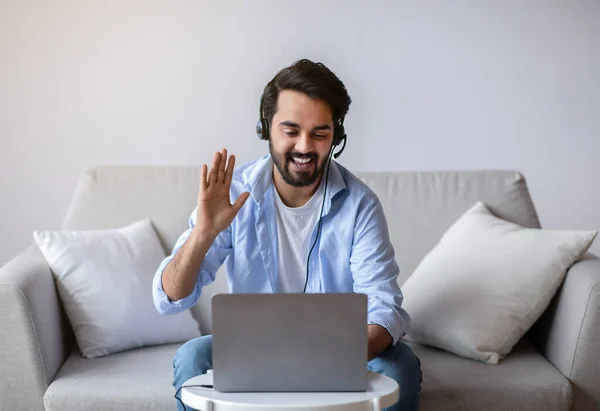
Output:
(152, 154), (411, 345)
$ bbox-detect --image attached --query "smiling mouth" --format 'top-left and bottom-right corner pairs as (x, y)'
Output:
(290, 156), (314, 166)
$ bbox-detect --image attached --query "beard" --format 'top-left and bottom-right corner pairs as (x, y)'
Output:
(269, 140), (328, 187)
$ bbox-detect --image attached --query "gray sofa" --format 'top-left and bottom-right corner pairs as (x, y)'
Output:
(1, 166), (599, 411)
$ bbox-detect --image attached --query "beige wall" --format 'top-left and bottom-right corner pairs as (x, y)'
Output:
(1, 0), (599, 265)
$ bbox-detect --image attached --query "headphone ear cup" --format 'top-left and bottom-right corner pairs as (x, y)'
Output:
(256, 118), (269, 140)
(333, 124), (345, 146)
(256, 119), (264, 140)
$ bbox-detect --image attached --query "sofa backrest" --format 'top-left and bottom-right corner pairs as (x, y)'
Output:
(62, 166), (541, 334)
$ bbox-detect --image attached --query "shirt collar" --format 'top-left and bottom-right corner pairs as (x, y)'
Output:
(244, 154), (347, 214)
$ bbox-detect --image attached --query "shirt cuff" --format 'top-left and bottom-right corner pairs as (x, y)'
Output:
(368, 310), (408, 346)
(152, 260), (198, 315)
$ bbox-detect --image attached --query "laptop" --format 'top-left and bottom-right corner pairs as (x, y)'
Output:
(211, 293), (368, 393)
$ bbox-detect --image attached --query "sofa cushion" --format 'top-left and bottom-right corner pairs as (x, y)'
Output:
(401, 201), (596, 364)
(413, 338), (572, 411)
(43, 339), (570, 411)
(44, 344), (181, 411)
(33, 219), (201, 359)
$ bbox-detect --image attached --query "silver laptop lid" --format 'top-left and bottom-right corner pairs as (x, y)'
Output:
(212, 293), (368, 392)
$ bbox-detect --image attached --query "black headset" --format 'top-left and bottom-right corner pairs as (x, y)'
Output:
(255, 92), (348, 292)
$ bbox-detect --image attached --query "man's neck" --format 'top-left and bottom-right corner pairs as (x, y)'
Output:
(273, 167), (322, 208)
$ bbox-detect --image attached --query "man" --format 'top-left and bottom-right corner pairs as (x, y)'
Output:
(152, 59), (422, 411)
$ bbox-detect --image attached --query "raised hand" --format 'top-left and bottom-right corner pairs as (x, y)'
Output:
(194, 149), (250, 238)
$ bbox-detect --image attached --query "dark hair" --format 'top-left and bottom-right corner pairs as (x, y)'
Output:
(260, 59), (352, 135)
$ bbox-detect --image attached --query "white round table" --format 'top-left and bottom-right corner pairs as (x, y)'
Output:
(179, 370), (399, 411)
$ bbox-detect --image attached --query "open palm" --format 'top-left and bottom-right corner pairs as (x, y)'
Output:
(195, 149), (249, 237)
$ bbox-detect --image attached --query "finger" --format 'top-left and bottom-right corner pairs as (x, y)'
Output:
(200, 164), (208, 190)
(224, 154), (236, 184)
(208, 151), (220, 184)
(218, 148), (227, 183)
(231, 191), (250, 214)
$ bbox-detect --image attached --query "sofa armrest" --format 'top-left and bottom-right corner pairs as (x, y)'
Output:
(0, 245), (72, 411)
(530, 253), (600, 411)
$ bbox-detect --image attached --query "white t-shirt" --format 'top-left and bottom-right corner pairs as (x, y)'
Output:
(273, 182), (325, 293)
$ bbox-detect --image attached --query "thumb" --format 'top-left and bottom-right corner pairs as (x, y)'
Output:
(231, 191), (250, 214)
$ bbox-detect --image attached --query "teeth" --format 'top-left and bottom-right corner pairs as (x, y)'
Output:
(293, 157), (311, 164)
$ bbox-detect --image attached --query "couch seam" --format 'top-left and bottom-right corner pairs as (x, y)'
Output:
(569, 280), (600, 380)
(1, 284), (49, 388)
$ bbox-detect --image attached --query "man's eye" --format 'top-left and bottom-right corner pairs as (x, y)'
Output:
(284, 130), (298, 136)
(314, 134), (327, 139)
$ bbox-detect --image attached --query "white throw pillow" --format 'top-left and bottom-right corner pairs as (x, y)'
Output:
(33, 219), (201, 358)
(401, 201), (597, 364)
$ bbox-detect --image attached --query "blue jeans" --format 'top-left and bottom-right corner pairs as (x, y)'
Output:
(173, 335), (422, 411)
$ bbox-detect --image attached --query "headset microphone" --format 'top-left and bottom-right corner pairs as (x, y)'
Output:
(333, 134), (346, 159)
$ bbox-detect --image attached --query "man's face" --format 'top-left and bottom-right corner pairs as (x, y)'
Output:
(268, 90), (334, 188)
